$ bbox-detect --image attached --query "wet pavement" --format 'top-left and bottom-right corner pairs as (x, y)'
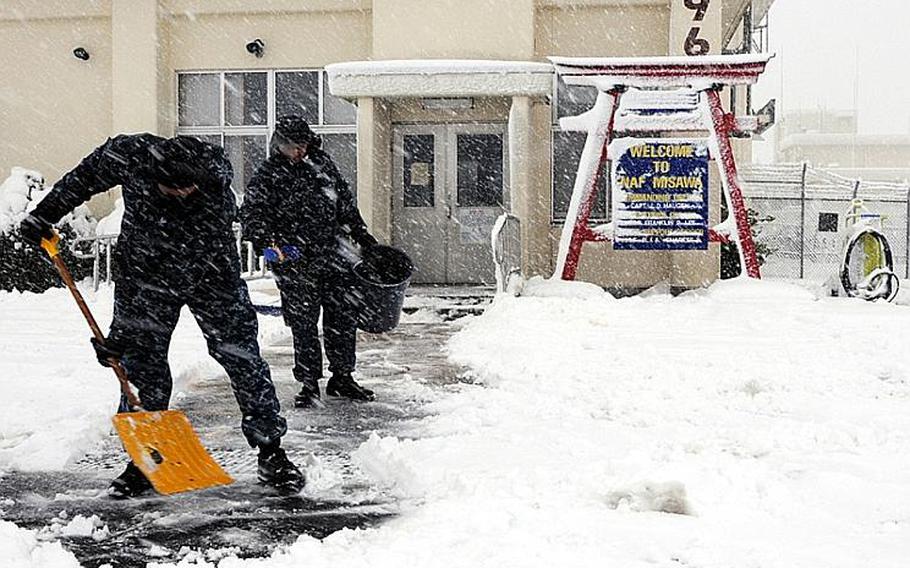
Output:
(0, 287), (491, 567)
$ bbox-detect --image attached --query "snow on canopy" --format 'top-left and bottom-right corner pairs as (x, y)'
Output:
(326, 60), (554, 98)
(327, 59), (553, 77)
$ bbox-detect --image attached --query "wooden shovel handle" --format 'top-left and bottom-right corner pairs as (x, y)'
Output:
(41, 233), (143, 410)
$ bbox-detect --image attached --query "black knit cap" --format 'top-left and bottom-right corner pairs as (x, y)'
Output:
(274, 115), (318, 146)
(148, 136), (208, 188)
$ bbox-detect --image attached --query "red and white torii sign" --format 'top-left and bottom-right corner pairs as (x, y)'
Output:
(550, 54), (774, 281)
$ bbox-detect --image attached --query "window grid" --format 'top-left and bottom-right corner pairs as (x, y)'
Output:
(176, 68), (356, 137)
(176, 69), (357, 196)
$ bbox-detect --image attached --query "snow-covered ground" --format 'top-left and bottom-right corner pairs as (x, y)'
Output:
(3, 276), (910, 566)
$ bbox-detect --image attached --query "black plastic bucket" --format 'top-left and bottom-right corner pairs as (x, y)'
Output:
(351, 245), (413, 333)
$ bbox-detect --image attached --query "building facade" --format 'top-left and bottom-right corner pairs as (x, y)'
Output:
(1, 0), (772, 291)
(777, 110), (910, 183)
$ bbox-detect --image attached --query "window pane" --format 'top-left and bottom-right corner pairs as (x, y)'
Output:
(178, 73), (220, 127)
(224, 135), (267, 200)
(556, 76), (598, 120)
(188, 134), (222, 147)
(276, 71), (319, 125)
(552, 130), (607, 221)
(321, 133), (357, 197)
(224, 72), (267, 126)
(323, 71), (356, 125)
(456, 133), (503, 207)
(818, 212), (839, 232)
(403, 134), (435, 208)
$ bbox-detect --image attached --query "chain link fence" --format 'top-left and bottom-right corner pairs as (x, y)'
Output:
(741, 163), (910, 283)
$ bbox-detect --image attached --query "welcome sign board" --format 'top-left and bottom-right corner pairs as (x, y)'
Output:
(610, 139), (709, 250)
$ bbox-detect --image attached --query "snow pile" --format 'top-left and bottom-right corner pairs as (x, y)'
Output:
(95, 198), (123, 236)
(0, 284), (289, 472)
(0, 167), (96, 237)
(6, 276), (910, 567)
(0, 521), (81, 567)
(38, 512), (110, 541)
(0, 168), (46, 234)
(182, 276), (910, 568)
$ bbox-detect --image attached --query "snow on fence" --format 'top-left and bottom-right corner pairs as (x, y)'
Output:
(740, 163), (910, 282)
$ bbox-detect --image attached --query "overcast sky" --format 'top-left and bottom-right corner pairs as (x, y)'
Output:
(752, 0), (910, 157)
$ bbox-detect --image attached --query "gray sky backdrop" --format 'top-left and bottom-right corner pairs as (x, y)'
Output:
(753, 0), (910, 160)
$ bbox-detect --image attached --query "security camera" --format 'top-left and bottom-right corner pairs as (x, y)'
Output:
(73, 47), (90, 61)
(245, 39), (265, 58)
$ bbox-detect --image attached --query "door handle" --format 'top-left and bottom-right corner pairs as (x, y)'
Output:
(445, 204), (453, 219)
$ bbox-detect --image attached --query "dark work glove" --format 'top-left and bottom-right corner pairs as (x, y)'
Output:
(19, 215), (54, 247)
(358, 233), (378, 248)
(90, 337), (125, 368)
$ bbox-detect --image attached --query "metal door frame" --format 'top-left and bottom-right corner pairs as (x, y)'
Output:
(391, 122), (510, 284)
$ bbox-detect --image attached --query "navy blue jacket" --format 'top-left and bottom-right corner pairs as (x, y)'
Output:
(32, 134), (239, 289)
(239, 147), (375, 264)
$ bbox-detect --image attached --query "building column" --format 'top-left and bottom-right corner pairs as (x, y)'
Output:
(111, 0), (158, 134)
(509, 96), (552, 277)
(669, 0), (723, 288)
(357, 97), (393, 243)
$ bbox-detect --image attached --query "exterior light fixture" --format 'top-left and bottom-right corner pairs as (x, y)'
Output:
(73, 47), (90, 61)
(246, 39), (265, 58)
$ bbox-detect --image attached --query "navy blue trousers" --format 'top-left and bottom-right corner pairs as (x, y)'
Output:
(110, 273), (287, 448)
(272, 259), (357, 393)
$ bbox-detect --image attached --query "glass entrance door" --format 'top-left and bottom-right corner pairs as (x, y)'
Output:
(392, 123), (508, 284)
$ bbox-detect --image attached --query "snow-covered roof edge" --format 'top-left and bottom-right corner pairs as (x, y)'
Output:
(548, 53), (773, 68)
(326, 60), (555, 99)
(326, 60), (554, 77)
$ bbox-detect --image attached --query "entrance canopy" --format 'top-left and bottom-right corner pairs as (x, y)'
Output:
(325, 60), (554, 99)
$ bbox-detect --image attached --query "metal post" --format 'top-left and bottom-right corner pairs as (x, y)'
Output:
(799, 162), (807, 279)
(92, 240), (100, 291)
(905, 187), (910, 279)
(105, 239), (112, 285)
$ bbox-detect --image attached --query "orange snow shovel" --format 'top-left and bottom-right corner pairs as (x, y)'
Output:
(41, 232), (233, 495)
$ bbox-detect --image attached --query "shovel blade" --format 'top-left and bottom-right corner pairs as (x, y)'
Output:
(112, 410), (233, 495)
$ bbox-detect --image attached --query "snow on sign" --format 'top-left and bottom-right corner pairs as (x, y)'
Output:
(610, 139), (709, 250)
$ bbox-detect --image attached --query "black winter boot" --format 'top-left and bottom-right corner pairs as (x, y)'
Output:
(108, 462), (153, 499)
(326, 374), (374, 401)
(257, 445), (305, 493)
(294, 384), (322, 409)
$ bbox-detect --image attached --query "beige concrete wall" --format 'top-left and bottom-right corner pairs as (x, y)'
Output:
(356, 98), (393, 243)
(0, 15), (112, 193)
(373, 0), (535, 60)
(158, 9), (371, 135)
(536, 3), (669, 57)
(112, 0), (158, 134)
(388, 99), (511, 124)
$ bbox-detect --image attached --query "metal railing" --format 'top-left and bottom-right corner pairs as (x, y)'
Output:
(69, 234), (117, 291)
(237, 237), (270, 280)
(67, 231), (271, 290)
(492, 213), (522, 295)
